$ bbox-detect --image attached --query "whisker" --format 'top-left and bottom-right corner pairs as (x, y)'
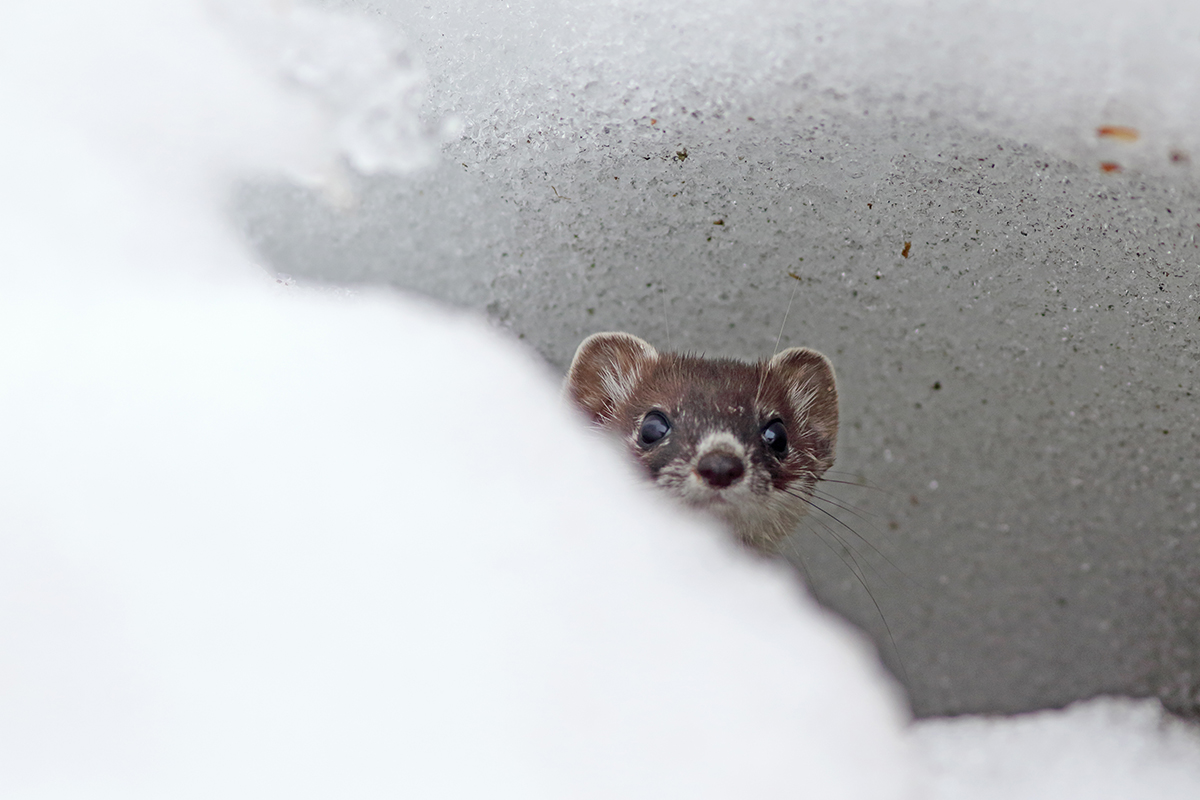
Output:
(780, 535), (814, 590)
(817, 477), (892, 495)
(792, 492), (895, 590)
(821, 471), (894, 494)
(803, 507), (888, 588)
(823, 469), (868, 481)
(796, 518), (911, 687)
(754, 277), (799, 407)
(785, 488), (892, 578)
(805, 490), (894, 550)
(661, 285), (671, 351)
(790, 486), (921, 588)
(808, 487), (880, 521)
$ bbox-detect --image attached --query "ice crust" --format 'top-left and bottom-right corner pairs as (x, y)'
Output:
(5, 0), (1200, 797)
(237, 0), (1200, 719)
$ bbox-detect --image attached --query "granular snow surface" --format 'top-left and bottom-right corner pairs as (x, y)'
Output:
(2, 1), (1200, 798)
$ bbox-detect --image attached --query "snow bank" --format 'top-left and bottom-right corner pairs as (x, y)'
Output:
(241, 0), (1200, 722)
(914, 697), (1200, 799)
(0, 2), (910, 797)
(0, 287), (912, 798)
(7, 1), (1200, 798)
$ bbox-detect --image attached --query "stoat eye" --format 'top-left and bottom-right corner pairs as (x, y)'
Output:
(638, 411), (671, 447)
(762, 420), (788, 456)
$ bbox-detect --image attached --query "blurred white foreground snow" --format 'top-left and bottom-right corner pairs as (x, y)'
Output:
(0, 2), (909, 798)
(1, 1), (1199, 798)
(914, 697), (1200, 799)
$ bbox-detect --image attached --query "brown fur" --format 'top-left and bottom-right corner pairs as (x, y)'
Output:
(566, 332), (838, 550)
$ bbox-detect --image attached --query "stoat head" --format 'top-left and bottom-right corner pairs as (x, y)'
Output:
(566, 332), (839, 551)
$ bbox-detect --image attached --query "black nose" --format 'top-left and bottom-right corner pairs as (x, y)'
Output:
(696, 452), (745, 488)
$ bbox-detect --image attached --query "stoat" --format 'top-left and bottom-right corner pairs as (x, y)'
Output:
(565, 332), (839, 551)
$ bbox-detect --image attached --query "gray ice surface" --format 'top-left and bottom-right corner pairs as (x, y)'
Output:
(233, 0), (1200, 718)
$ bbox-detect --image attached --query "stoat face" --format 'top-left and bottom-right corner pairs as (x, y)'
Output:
(565, 332), (839, 551)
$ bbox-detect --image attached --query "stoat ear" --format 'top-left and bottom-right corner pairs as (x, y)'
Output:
(767, 347), (839, 458)
(565, 332), (658, 425)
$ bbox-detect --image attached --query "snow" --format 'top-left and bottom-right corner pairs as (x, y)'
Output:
(239, 0), (1200, 722)
(0, 286), (914, 798)
(0, 2), (909, 797)
(914, 697), (1200, 799)
(3, 1), (1200, 798)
